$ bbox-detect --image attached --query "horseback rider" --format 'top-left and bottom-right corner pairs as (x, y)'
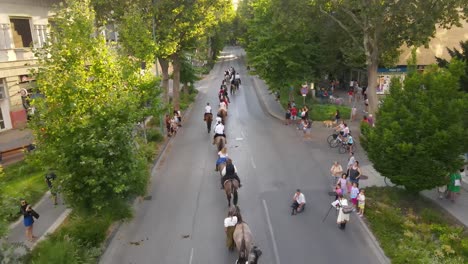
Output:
(204, 102), (212, 120)
(216, 147), (228, 171)
(221, 158), (242, 189)
(213, 119), (226, 144)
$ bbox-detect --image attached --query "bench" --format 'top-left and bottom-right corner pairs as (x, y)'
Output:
(0, 144), (35, 163)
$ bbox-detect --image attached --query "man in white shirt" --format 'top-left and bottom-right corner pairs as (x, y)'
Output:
(213, 120), (226, 144)
(205, 103), (212, 113)
(291, 189), (306, 215)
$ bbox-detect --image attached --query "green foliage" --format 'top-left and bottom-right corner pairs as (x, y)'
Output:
(30, 0), (156, 211)
(146, 128), (164, 143)
(437, 40), (468, 93)
(366, 62), (468, 192)
(365, 187), (468, 263)
(310, 104), (350, 122)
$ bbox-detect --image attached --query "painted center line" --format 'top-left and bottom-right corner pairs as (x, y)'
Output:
(262, 200), (281, 264)
(189, 248), (194, 264)
(250, 156), (257, 169)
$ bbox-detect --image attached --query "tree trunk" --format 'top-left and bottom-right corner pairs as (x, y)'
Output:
(366, 62), (379, 114)
(171, 53), (181, 110)
(159, 57), (170, 104)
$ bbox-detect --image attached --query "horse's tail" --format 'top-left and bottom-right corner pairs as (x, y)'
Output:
(239, 225), (247, 260)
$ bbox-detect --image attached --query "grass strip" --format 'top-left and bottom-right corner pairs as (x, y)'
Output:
(365, 187), (468, 264)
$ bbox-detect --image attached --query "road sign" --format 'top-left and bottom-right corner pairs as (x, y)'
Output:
(301, 87), (308, 96)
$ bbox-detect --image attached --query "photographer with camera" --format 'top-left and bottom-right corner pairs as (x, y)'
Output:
(20, 199), (39, 242)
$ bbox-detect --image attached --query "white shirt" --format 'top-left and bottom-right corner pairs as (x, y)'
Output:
(221, 165), (238, 176)
(294, 193), (306, 204)
(343, 127), (350, 135)
(214, 123), (224, 134)
(224, 216), (238, 227)
(347, 156), (356, 168)
(219, 102), (227, 109)
(218, 151), (228, 158)
(205, 105), (212, 113)
(235, 74), (240, 80)
(332, 198), (348, 208)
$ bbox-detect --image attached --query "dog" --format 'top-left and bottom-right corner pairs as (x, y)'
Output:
(323, 120), (334, 128)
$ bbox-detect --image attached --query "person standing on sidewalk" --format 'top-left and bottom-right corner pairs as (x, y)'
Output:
(45, 169), (58, 206)
(20, 199), (38, 242)
(447, 169), (463, 202)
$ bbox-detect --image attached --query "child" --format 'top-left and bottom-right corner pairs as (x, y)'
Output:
(350, 182), (359, 207)
(357, 189), (366, 217)
(351, 106), (357, 122)
(334, 183), (342, 200)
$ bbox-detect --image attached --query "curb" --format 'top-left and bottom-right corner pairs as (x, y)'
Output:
(251, 72), (390, 264)
(31, 209), (72, 250)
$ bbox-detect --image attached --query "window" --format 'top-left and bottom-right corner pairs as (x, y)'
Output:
(10, 18), (32, 48)
(0, 78), (6, 100)
(34, 24), (47, 47)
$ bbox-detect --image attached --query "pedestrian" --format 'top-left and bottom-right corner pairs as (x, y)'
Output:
(20, 199), (38, 242)
(368, 114), (375, 127)
(364, 96), (369, 113)
(357, 189), (366, 217)
(165, 114), (171, 137)
(334, 183), (343, 200)
(351, 106), (357, 122)
(348, 88), (353, 104)
(285, 108), (291, 125)
(331, 194), (351, 229)
(447, 169), (463, 202)
(348, 161), (362, 185)
(337, 173), (348, 197)
(224, 207), (238, 251)
(45, 169), (58, 206)
(290, 105), (298, 124)
(330, 161), (343, 182)
(350, 182), (359, 207)
(291, 189), (306, 215)
(335, 109), (341, 124)
(347, 152), (356, 171)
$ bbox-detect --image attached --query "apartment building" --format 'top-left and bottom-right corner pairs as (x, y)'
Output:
(0, 0), (60, 131)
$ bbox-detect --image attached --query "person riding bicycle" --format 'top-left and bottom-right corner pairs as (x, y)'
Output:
(291, 189), (306, 215)
(221, 158), (242, 189)
(213, 119), (226, 144)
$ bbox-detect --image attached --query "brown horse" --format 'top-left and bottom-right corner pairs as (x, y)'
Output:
(204, 113), (213, 133)
(223, 178), (239, 207)
(218, 108), (227, 123)
(214, 136), (226, 151)
(233, 222), (262, 264)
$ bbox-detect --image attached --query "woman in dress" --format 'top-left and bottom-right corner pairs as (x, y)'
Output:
(331, 194), (350, 229)
(447, 169), (463, 202)
(20, 199), (36, 242)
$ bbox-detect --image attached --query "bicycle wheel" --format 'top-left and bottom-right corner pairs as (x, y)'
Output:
(338, 144), (347, 154)
(329, 139), (340, 148)
(327, 134), (334, 144)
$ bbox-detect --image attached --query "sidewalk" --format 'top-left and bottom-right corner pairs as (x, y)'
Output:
(1, 192), (70, 255)
(251, 74), (468, 228)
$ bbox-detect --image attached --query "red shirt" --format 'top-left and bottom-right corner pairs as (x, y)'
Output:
(291, 107), (297, 116)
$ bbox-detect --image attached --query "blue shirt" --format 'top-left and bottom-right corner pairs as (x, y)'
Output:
(348, 136), (354, 144)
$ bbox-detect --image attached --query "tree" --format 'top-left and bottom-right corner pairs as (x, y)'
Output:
(436, 40), (468, 93)
(365, 61), (468, 192)
(242, 0), (323, 91)
(316, 0), (466, 114)
(31, 0), (157, 211)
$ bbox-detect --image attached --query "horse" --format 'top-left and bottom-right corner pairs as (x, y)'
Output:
(233, 222), (262, 264)
(214, 135), (226, 151)
(230, 83), (236, 95)
(223, 178), (239, 207)
(204, 113), (213, 133)
(218, 108), (227, 123)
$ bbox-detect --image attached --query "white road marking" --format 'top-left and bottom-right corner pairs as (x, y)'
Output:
(250, 156), (256, 169)
(189, 247), (194, 264)
(262, 200), (281, 264)
(235, 137), (244, 141)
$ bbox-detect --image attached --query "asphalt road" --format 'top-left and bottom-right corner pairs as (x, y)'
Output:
(100, 47), (383, 264)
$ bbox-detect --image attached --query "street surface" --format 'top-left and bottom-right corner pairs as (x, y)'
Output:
(100, 47), (383, 264)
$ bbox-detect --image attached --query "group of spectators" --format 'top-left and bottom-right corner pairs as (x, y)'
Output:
(165, 110), (182, 137)
(330, 153), (366, 228)
(284, 101), (312, 136)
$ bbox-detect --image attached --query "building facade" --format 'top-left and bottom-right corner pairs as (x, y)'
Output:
(0, 0), (59, 131)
